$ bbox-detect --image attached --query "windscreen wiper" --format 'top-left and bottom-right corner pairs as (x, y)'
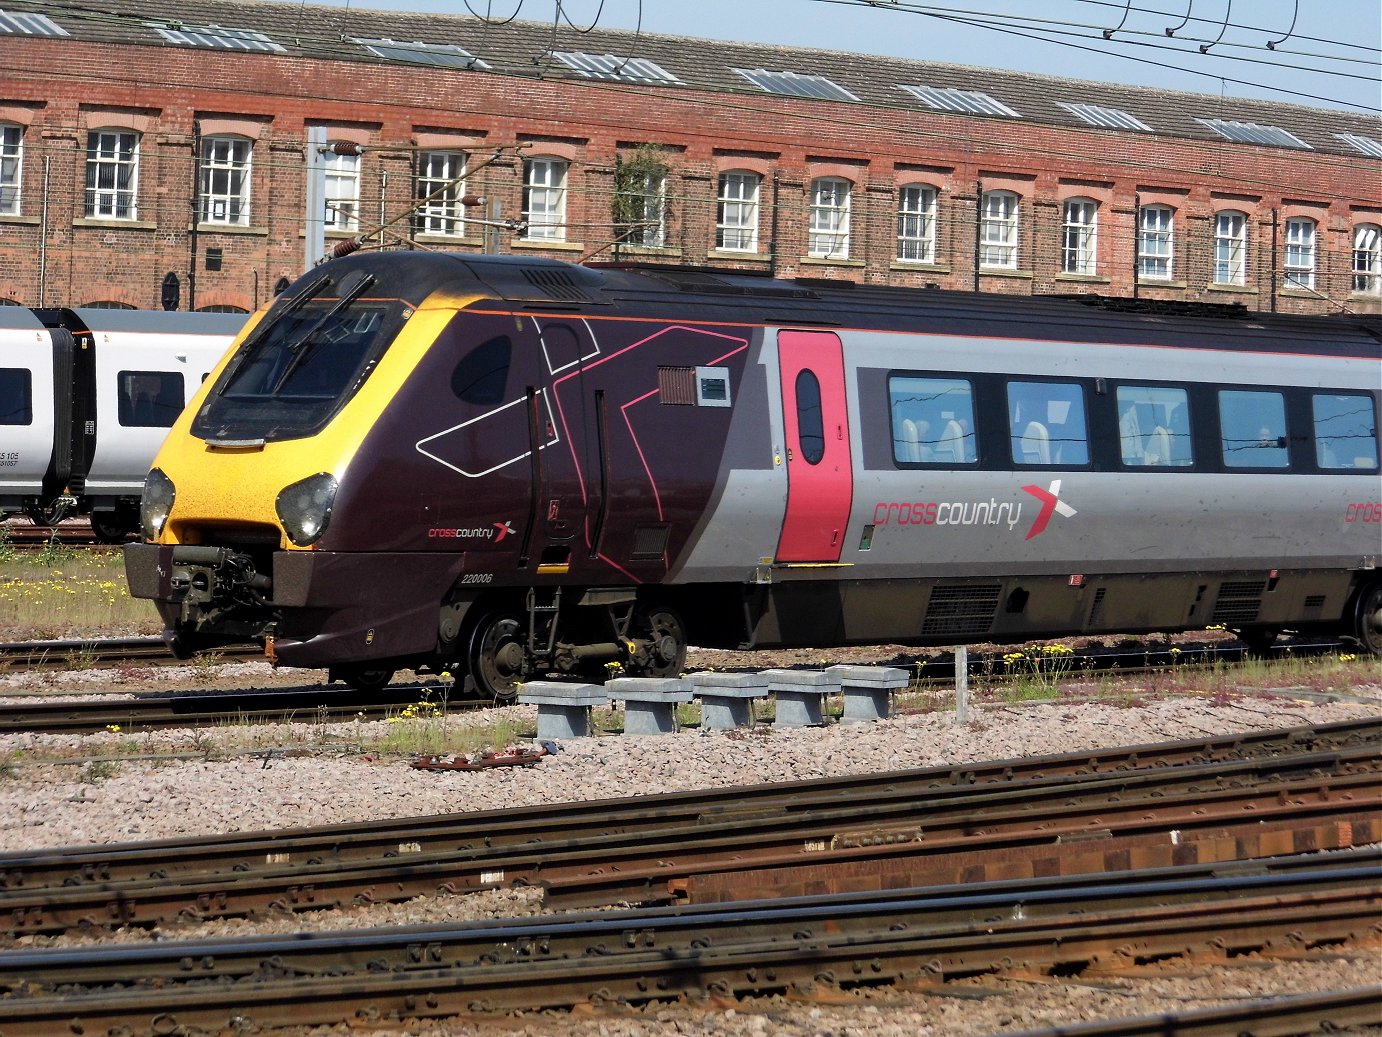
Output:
(215, 273), (333, 396)
(269, 275), (378, 394)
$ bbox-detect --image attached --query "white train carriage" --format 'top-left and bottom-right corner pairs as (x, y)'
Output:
(0, 307), (245, 541)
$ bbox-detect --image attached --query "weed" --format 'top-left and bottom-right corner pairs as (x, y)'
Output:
(189, 651), (225, 683)
(79, 759), (120, 783)
(0, 751), (17, 780)
(36, 532), (77, 566)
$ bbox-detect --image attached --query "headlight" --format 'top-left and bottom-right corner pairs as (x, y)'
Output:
(276, 473), (338, 546)
(140, 468), (176, 540)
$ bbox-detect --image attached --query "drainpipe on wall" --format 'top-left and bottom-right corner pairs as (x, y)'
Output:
(1132, 193), (1141, 300)
(973, 180), (982, 291)
(768, 171), (780, 278)
(1269, 208), (1279, 312)
(38, 155), (49, 307)
(188, 122), (200, 311)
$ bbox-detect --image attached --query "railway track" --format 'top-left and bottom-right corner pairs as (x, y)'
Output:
(2, 718), (1376, 934)
(0, 850), (1375, 1034)
(0, 635), (1351, 735)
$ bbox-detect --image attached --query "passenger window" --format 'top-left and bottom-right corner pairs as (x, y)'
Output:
(1219, 390), (1288, 468)
(118, 370), (185, 428)
(451, 335), (511, 405)
(1116, 385), (1192, 467)
(888, 375), (976, 465)
(1312, 393), (1379, 470)
(0, 368), (32, 425)
(1007, 380), (1089, 466)
(795, 369), (825, 464)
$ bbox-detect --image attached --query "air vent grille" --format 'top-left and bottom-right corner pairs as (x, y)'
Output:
(921, 584), (1000, 637)
(1210, 580), (1266, 624)
(522, 268), (596, 301)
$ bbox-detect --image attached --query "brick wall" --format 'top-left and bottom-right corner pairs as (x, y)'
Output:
(1, 37), (1378, 313)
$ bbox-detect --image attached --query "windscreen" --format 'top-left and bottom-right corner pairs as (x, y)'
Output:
(190, 270), (408, 442)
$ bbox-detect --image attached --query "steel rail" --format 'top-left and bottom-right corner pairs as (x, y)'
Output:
(2, 850), (1375, 991)
(1, 717), (1375, 891)
(0, 861), (1376, 1035)
(1000, 986), (1382, 1037)
(2, 748), (1376, 934)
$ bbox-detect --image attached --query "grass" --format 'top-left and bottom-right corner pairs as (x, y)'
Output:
(0, 546), (161, 641)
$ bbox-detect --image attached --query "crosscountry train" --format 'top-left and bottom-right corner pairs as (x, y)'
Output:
(122, 252), (1382, 697)
(1, 306), (245, 541)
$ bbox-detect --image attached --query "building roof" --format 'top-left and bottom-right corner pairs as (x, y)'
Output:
(4, 0), (1380, 159)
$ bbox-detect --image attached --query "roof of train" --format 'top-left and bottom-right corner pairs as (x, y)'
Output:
(319, 250), (1382, 360)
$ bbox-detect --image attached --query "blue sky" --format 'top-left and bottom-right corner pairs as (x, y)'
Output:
(312, 0), (1381, 112)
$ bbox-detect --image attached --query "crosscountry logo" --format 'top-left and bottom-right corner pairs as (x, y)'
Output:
(1021, 480), (1077, 540)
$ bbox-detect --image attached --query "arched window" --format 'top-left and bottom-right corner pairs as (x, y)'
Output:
(1213, 210), (1247, 285)
(1353, 223), (1381, 295)
(1284, 216), (1316, 289)
(1061, 198), (1098, 275)
(0, 123), (21, 216)
(979, 190), (1019, 269)
(415, 149), (467, 237)
(522, 157), (568, 241)
(199, 135), (252, 225)
(808, 176), (851, 258)
(1137, 205), (1174, 280)
(897, 184), (937, 264)
(716, 170), (760, 252)
(85, 129), (139, 220)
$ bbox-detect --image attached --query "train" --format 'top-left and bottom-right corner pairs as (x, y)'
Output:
(0, 306), (246, 541)
(122, 252), (1382, 698)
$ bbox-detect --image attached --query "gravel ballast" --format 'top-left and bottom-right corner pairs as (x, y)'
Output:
(1, 657), (1379, 1036)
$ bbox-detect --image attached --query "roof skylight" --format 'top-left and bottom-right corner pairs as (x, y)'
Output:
(733, 68), (858, 102)
(355, 38), (489, 70)
(900, 85), (1020, 118)
(1335, 133), (1382, 158)
(1057, 101), (1153, 132)
(1196, 118), (1310, 149)
(0, 9), (67, 36)
(553, 51), (681, 84)
(151, 23), (285, 52)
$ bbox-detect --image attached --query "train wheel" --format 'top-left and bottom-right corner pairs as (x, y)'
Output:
(1234, 627), (1279, 658)
(1352, 582), (1382, 657)
(337, 666), (396, 693)
(468, 611), (529, 703)
(90, 514), (129, 544)
(627, 604), (687, 680)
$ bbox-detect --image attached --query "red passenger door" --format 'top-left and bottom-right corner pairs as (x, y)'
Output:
(775, 330), (853, 562)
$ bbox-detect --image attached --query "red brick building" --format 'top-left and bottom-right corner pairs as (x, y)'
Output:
(1, 0), (1379, 313)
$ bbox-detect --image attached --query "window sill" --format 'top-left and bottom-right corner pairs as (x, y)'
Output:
(415, 234), (484, 247)
(1278, 286), (1319, 298)
(611, 244), (683, 258)
(196, 223), (269, 237)
(511, 238), (585, 252)
(1135, 279), (1188, 290)
(801, 255), (864, 268)
(978, 267), (1033, 280)
(1053, 272), (1110, 284)
(0, 214), (39, 226)
(1207, 282), (1258, 294)
(706, 249), (772, 263)
(73, 218), (156, 231)
(891, 260), (950, 274)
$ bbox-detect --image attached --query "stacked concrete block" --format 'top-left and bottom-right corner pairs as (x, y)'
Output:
(761, 668), (841, 728)
(517, 681), (607, 739)
(605, 677), (694, 735)
(826, 664), (910, 723)
(686, 671), (770, 730)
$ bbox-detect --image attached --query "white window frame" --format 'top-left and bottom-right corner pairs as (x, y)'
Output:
(1138, 205), (1174, 280)
(323, 146), (360, 231)
(979, 190), (1019, 269)
(522, 157), (568, 242)
(0, 123), (20, 215)
(1213, 210), (1247, 285)
(808, 176), (851, 259)
(1284, 217), (1316, 289)
(416, 149), (467, 237)
(199, 135), (252, 226)
(617, 170), (666, 247)
(85, 129), (139, 220)
(1061, 198), (1098, 275)
(716, 171), (760, 252)
(1352, 223), (1381, 295)
(896, 184), (937, 264)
